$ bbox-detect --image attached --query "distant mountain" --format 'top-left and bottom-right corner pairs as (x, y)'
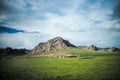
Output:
(77, 45), (98, 51)
(32, 37), (76, 53)
(0, 47), (29, 59)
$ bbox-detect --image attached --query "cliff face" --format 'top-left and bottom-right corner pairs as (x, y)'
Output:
(32, 37), (76, 53)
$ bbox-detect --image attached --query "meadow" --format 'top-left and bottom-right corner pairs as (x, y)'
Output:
(0, 49), (120, 80)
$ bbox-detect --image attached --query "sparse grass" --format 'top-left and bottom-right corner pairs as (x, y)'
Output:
(28, 48), (120, 57)
(0, 49), (120, 80)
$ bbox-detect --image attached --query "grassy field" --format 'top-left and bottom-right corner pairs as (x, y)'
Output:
(29, 48), (120, 57)
(0, 49), (120, 80)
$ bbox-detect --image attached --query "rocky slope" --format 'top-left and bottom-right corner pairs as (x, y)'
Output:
(32, 37), (76, 53)
(87, 45), (98, 50)
(0, 47), (29, 59)
(108, 47), (120, 52)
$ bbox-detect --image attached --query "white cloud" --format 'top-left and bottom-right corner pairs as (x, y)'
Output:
(0, 32), (50, 49)
(0, 0), (120, 48)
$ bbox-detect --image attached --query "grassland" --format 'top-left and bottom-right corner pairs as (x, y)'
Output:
(28, 48), (120, 57)
(0, 49), (120, 80)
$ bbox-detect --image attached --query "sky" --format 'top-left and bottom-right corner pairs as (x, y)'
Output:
(0, 0), (120, 49)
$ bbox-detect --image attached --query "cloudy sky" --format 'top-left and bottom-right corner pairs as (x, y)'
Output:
(0, 0), (120, 49)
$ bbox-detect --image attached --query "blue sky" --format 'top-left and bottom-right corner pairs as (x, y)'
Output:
(0, 0), (120, 49)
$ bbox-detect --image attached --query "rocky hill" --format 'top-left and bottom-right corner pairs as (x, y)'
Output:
(0, 47), (29, 59)
(108, 47), (120, 53)
(32, 37), (76, 53)
(87, 45), (98, 51)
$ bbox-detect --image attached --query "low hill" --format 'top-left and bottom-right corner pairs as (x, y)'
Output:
(32, 37), (120, 54)
(32, 37), (75, 53)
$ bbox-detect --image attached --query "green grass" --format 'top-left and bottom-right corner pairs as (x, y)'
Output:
(28, 48), (120, 57)
(0, 56), (120, 80)
(0, 49), (120, 80)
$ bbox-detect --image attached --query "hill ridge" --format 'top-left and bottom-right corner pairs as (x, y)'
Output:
(32, 37), (75, 53)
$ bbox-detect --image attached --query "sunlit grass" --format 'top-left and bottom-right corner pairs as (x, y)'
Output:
(0, 56), (120, 80)
(28, 48), (120, 57)
(0, 49), (120, 80)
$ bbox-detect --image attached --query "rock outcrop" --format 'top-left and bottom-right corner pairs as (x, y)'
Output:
(87, 45), (98, 51)
(32, 37), (76, 53)
(108, 47), (120, 53)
